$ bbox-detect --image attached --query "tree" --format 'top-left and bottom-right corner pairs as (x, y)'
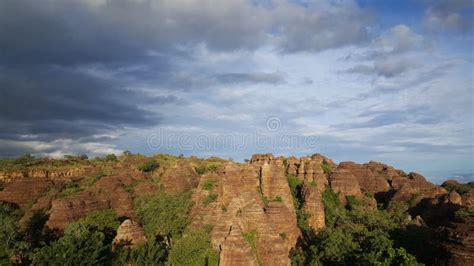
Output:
(105, 154), (118, 162)
(0, 203), (28, 264)
(135, 189), (192, 239)
(113, 239), (168, 265)
(291, 189), (421, 265)
(31, 224), (111, 265)
(137, 160), (159, 172)
(167, 230), (218, 266)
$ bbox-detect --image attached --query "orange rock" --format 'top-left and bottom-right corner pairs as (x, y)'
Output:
(219, 224), (258, 266)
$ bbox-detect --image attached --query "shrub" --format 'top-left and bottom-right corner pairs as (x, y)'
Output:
(105, 154), (118, 162)
(455, 207), (474, 219)
(135, 190), (192, 239)
(167, 230), (218, 266)
(443, 183), (471, 195)
(113, 239), (168, 266)
(195, 165), (207, 175)
(291, 188), (422, 265)
(321, 160), (333, 175)
(202, 193), (218, 206)
(138, 160), (159, 172)
(58, 181), (83, 198)
(31, 224), (111, 265)
(0, 203), (25, 263)
(242, 230), (258, 251)
(202, 180), (216, 191)
(207, 164), (219, 172)
(75, 209), (120, 231)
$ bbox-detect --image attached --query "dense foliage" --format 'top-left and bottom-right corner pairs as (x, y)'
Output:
(137, 160), (159, 172)
(168, 230), (219, 266)
(135, 189), (192, 239)
(31, 224), (111, 265)
(114, 239), (168, 266)
(290, 189), (422, 266)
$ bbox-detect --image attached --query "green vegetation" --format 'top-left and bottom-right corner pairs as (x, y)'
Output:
(443, 182), (472, 195)
(105, 153), (118, 162)
(75, 209), (120, 231)
(137, 160), (159, 172)
(167, 230), (219, 266)
(0, 203), (26, 263)
(290, 189), (421, 265)
(243, 230), (258, 251)
(287, 175), (311, 233)
(202, 180), (216, 191)
(195, 163), (220, 175)
(114, 239), (168, 266)
(31, 224), (111, 265)
(202, 193), (218, 206)
(135, 189), (192, 239)
(58, 181), (83, 198)
(321, 160), (333, 175)
(455, 207), (474, 219)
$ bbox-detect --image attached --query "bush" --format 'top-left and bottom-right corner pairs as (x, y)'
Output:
(455, 207), (474, 219)
(138, 160), (159, 172)
(443, 183), (471, 195)
(290, 188), (421, 265)
(167, 230), (218, 266)
(0, 203), (26, 263)
(202, 193), (218, 206)
(75, 209), (120, 231)
(105, 154), (118, 162)
(135, 190), (192, 239)
(31, 224), (111, 265)
(321, 160), (333, 175)
(58, 181), (83, 198)
(113, 239), (168, 266)
(202, 180), (216, 191)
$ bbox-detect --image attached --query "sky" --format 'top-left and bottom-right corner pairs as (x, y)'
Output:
(0, 0), (473, 183)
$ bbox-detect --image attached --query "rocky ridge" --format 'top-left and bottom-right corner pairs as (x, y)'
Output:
(0, 153), (473, 265)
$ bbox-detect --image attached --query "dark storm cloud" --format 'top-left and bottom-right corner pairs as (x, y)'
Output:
(0, 66), (162, 142)
(0, 0), (373, 157)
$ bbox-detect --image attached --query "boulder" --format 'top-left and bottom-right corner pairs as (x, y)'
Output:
(113, 219), (147, 249)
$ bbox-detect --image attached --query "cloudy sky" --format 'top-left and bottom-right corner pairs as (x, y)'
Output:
(0, 0), (472, 183)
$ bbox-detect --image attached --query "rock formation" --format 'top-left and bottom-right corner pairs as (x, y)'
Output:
(113, 219), (147, 249)
(1, 152), (473, 265)
(219, 224), (259, 266)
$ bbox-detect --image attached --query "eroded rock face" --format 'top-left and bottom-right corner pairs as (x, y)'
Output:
(159, 162), (200, 193)
(391, 173), (447, 205)
(329, 169), (363, 204)
(337, 161), (390, 195)
(95, 175), (135, 218)
(190, 159), (298, 266)
(302, 183), (325, 231)
(219, 224), (258, 266)
(0, 178), (57, 207)
(113, 219), (147, 249)
(46, 191), (110, 230)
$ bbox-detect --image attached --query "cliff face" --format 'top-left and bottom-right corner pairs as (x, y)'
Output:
(1, 153), (473, 265)
(190, 156), (298, 265)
